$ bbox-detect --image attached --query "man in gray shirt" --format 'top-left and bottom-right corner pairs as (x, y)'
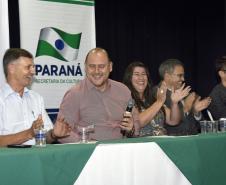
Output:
(58, 48), (140, 142)
(156, 59), (211, 135)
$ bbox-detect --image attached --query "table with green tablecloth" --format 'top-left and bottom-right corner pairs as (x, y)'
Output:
(0, 133), (226, 185)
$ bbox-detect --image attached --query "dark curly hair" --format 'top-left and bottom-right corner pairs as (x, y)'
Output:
(123, 62), (154, 112)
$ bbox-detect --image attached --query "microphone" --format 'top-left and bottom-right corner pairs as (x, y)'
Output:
(125, 98), (135, 113)
(121, 98), (135, 137)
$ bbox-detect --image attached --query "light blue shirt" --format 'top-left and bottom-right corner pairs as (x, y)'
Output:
(0, 83), (53, 145)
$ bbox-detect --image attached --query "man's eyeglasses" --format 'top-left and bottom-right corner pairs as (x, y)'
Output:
(171, 73), (185, 78)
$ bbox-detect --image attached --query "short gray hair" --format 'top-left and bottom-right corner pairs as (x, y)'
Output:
(3, 48), (33, 77)
(159, 59), (184, 79)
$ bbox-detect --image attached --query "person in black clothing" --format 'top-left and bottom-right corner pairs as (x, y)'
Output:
(209, 56), (226, 120)
(155, 59), (211, 135)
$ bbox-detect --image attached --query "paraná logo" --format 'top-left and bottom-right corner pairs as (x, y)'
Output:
(36, 27), (82, 62)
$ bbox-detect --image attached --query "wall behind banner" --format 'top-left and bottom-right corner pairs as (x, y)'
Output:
(95, 0), (226, 97)
(8, 0), (226, 98)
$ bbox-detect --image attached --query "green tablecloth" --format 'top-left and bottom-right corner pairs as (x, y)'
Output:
(157, 133), (226, 185)
(99, 133), (226, 185)
(0, 143), (96, 185)
(0, 133), (226, 185)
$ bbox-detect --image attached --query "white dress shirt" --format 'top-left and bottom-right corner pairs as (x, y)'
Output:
(0, 83), (53, 145)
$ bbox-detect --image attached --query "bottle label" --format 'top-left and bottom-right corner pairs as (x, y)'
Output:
(35, 129), (46, 147)
(35, 133), (45, 139)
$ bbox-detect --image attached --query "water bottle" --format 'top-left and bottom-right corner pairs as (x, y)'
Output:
(34, 127), (46, 147)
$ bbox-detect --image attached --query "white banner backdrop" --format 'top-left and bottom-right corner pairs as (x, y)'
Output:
(0, 0), (9, 86)
(19, 0), (96, 111)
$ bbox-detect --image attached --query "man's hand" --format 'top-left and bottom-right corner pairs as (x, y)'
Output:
(52, 116), (71, 138)
(183, 92), (196, 113)
(120, 112), (134, 132)
(171, 83), (191, 104)
(193, 96), (212, 114)
(30, 115), (43, 137)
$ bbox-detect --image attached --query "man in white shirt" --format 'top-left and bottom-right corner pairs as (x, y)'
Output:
(0, 48), (71, 146)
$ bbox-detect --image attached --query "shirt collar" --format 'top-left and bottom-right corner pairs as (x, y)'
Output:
(86, 78), (111, 92)
(2, 83), (29, 99)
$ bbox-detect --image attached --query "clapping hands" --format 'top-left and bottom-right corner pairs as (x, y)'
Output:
(171, 83), (191, 104)
(193, 96), (212, 114)
(183, 91), (211, 114)
(183, 92), (196, 113)
(156, 82), (168, 104)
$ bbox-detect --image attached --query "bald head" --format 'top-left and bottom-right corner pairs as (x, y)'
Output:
(85, 47), (110, 64)
(84, 47), (113, 91)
